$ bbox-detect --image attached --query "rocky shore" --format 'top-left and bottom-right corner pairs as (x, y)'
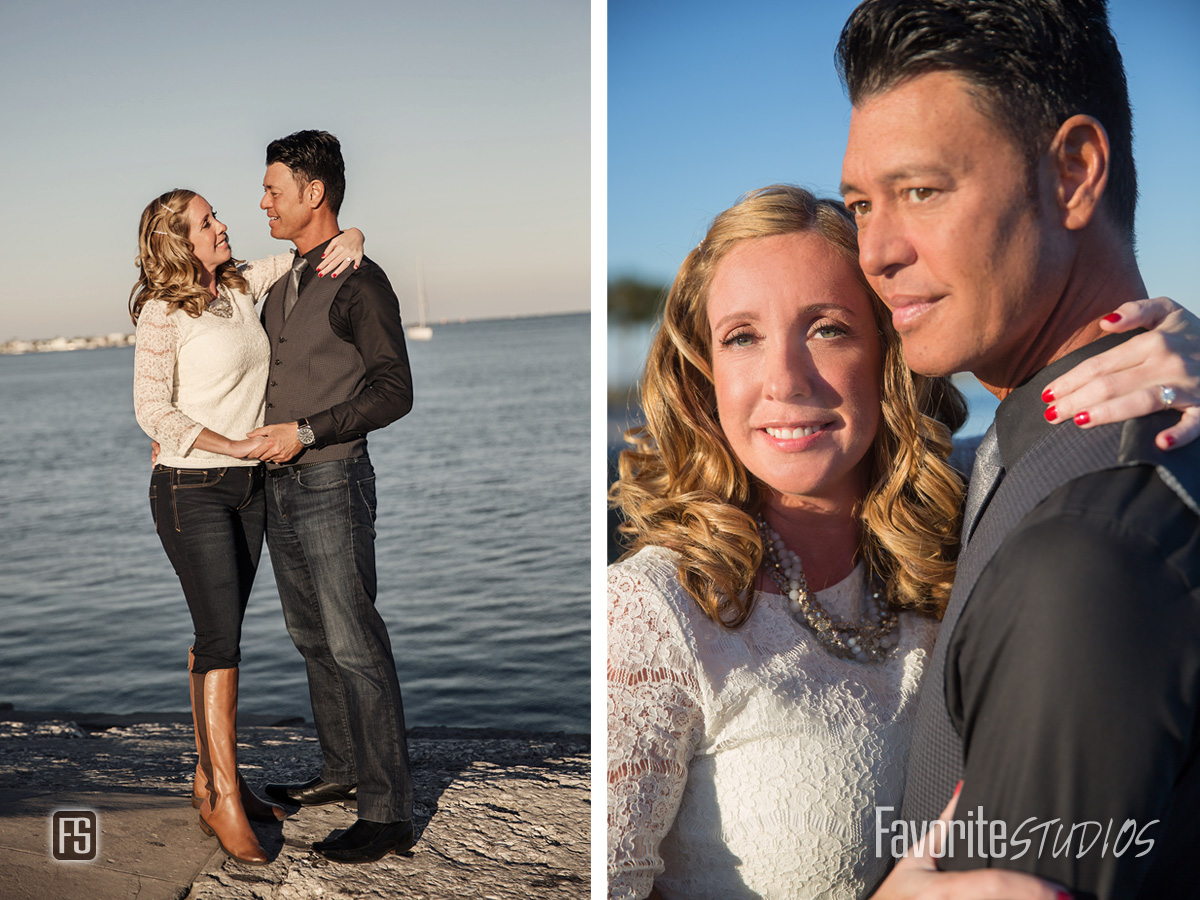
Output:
(0, 708), (589, 899)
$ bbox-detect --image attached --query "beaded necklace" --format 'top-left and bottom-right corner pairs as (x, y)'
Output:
(756, 515), (899, 662)
(205, 284), (233, 319)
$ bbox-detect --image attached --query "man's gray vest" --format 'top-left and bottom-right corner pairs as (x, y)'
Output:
(261, 264), (367, 466)
(901, 405), (1200, 828)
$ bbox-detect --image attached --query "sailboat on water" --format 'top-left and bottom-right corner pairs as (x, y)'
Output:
(407, 258), (433, 341)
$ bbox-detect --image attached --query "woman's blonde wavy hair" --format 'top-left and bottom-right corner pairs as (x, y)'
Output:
(610, 185), (967, 627)
(128, 189), (248, 324)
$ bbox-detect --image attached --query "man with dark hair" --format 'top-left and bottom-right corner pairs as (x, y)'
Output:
(837, 1), (1200, 896)
(264, 129), (347, 218)
(247, 129), (417, 863)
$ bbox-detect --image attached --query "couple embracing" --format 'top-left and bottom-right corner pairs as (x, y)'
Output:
(609, 1), (1200, 898)
(131, 130), (414, 865)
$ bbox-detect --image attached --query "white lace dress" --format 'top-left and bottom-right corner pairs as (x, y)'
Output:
(133, 255), (292, 468)
(607, 545), (939, 900)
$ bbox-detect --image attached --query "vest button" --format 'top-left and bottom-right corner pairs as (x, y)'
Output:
(279, 336), (286, 343)
(275, 359), (282, 365)
(270, 381), (277, 387)
(267, 403), (274, 409)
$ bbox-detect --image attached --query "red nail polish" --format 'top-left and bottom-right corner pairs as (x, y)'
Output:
(1165, 435), (1176, 448)
(318, 271), (323, 277)
(953, 780), (963, 799)
(1057, 892), (1073, 900)
(332, 273), (337, 279)
(1042, 388), (1055, 403)
(1074, 411), (1091, 426)
(1103, 312), (1122, 323)
(1044, 405), (1057, 422)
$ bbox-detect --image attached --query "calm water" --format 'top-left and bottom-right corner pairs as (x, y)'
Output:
(0, 314), (589, 733)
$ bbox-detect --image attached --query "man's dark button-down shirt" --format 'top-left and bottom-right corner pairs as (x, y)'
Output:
(290, 238), (413, 448)
(939, 339), (1200, 899)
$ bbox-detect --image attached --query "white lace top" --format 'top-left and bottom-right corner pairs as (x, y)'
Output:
(133, 254), (292, 468)
(607, 545), (939, 900)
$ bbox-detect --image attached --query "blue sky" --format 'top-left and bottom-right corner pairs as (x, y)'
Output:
(0, 0), (589, 341)
(609, 0), (1200, 317)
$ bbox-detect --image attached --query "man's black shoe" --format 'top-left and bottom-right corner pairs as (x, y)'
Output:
(264, 776), (357, 807)
(312, 818), (415, 863)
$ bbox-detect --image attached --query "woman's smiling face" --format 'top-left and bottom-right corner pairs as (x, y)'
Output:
(186, 195), (231, 276)
(708, 230), (883, 509)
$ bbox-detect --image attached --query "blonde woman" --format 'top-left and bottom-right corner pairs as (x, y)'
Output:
(607, 185), (1198, 899)
(130, 188), (363, 864)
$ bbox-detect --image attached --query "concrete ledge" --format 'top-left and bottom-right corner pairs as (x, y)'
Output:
(0, 710), (589, 899)
(0, 789), (212, 900)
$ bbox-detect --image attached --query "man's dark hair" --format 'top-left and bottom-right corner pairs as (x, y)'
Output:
(836, 0), (1136, 240)
(266, 130), (346, 216)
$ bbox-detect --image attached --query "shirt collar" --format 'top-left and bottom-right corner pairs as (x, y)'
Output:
(295, 237), (335, 269)
(993, 331), (1140, 468)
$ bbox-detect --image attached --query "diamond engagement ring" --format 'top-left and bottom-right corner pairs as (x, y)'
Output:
(1160, 385), (1177, 409)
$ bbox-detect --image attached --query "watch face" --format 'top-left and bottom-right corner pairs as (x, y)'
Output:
(298, 425), (316, 446)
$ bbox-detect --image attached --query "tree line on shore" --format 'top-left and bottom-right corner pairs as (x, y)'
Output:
(609, 277), (666, 323)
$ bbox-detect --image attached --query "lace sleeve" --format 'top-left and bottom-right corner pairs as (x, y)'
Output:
(133, 302), (203, 452)
(607, 559), (705, 900)
(239, 253), (293, 301)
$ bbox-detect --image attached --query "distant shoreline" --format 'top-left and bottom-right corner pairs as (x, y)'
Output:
(0, 333), (136, 355)
(0, 310), (589, 356)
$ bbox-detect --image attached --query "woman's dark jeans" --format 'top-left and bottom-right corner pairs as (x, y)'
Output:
(150, 465), (265, 674)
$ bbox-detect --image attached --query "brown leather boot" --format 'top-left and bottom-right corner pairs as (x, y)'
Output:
(189, 650), (286, 822)
(194, 666), (269, 865)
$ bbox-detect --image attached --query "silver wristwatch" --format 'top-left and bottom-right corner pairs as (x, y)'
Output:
(297, 418), (316, 447)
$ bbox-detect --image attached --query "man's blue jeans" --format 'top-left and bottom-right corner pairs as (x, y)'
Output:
(265, 455), (413, 823)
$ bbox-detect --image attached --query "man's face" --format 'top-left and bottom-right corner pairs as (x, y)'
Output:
(261, 162), (311, 242)
(841, 71), (1064, 381)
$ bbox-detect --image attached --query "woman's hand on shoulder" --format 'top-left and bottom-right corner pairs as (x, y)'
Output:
(1042, 297), (1200, 450)
(315, 228), (364, 279)
(871, 784), (1069, 900)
